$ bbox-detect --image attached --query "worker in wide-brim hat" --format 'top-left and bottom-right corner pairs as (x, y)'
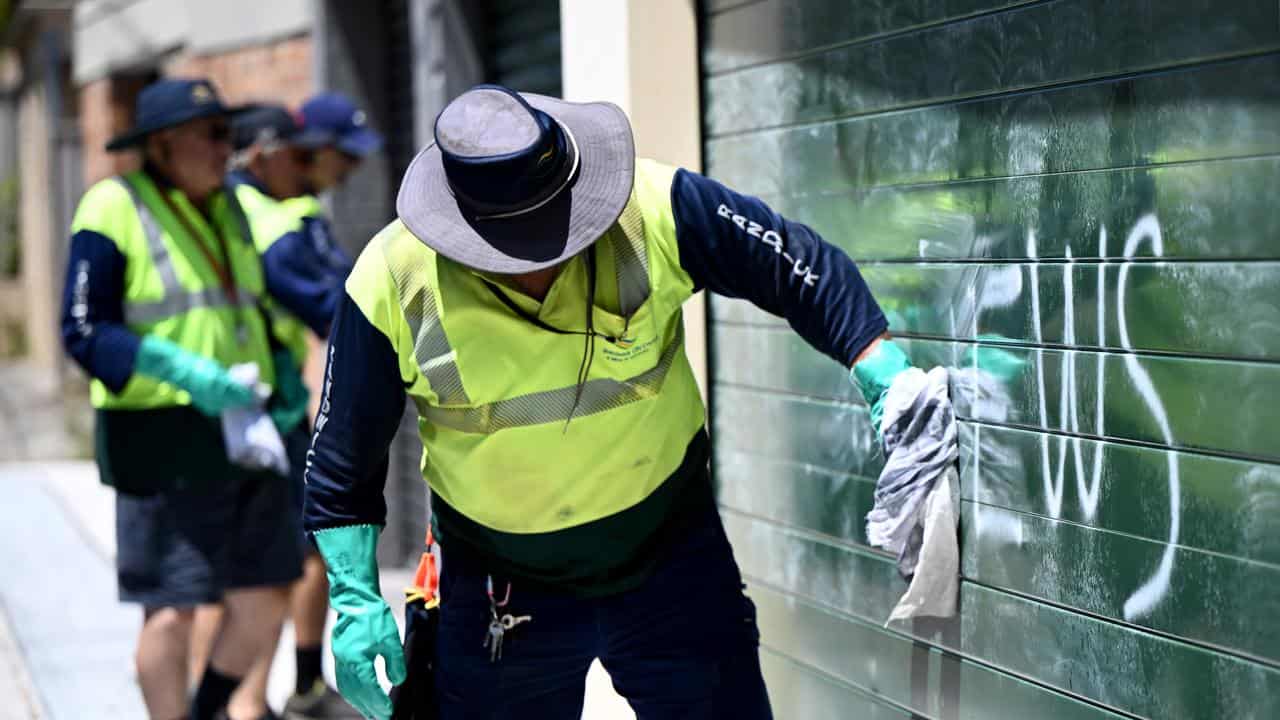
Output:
(60, 77), (303, 720)
(303, 85), (935, 719)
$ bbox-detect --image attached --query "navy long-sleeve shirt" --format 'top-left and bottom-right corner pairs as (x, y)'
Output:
(229, 170), (354, 339)
(303, 168), (888, 532)
(259, 214), (352, 337)
(61, 229), (142, 393)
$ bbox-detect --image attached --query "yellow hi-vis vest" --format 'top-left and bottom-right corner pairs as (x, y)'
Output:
(72, 171), (275, 409)
(344, 160), (705, 535)
(234, 182), (321, 368)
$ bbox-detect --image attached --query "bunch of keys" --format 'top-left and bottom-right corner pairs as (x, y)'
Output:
(482, 575), (532, 663)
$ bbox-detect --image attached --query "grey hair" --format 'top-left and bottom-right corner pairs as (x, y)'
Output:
(230, 132), (287, 170)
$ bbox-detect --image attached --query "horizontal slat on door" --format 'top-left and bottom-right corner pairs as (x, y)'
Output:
(705, 0), (1280, 136)
(750, 582), (1127, 719)
(958, 423), (1280, 565)
(737, 155), (1280, 262)
(961, 501), (1280, 662)
(712, 328), (1280, 460)
(706, 53), (1280, 197)
(759, 649), (917, 720)
(714, 389), (1280, 565)
(956, 580), (1280, 719)
(703, 0), (766, 15)
(718, 451), (879, 547)
(713, 260), (1280, 360)
(733, 515), (1280, 718)
(726, 477), (1280, 663)
(703, 0), (1036, 75)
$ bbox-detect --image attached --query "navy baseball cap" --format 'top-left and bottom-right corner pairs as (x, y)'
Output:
(106, 78), (242, 152)
(299, 92), (384, 158)
(232, 104), (331, 152)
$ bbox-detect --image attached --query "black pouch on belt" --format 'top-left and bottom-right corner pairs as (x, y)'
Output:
(390, 530), (441, 720)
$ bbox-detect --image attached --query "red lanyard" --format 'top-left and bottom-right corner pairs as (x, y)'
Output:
(157, 188), (239, 303)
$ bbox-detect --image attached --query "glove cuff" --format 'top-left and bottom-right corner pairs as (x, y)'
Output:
(135, 335), (184, 379)
(850, 339), (912, 405)
(314, 524), (384, 589)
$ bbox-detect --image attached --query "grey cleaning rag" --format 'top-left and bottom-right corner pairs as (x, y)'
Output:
(865, 366), (960, 622)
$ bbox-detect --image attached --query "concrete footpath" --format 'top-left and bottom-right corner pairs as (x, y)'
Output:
(0, 462), (634, 719)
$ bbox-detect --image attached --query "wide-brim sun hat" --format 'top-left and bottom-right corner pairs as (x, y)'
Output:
(106, 77), (244, 152)
(396, 84), (635, 275)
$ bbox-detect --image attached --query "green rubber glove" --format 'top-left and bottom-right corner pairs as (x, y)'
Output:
(269, 350), (310, 435)
(850, 338), (913, 439)
(314, 524), (406, 720)
(134, 336), (257, 417)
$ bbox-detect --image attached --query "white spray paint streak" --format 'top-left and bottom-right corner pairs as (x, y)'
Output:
(1058, 247), (1076, 514)
(1081, 226), (1107, 521)
(1117, 214), (1181, 621)
(1027, 229), (1065, 519)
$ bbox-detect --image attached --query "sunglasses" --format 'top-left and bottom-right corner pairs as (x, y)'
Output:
(204, 122), (231, 144)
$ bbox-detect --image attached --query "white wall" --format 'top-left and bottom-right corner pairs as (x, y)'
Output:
(18, 81), (59, 380)
(73, 0), (312, 83)
(560, 0), (707, 397)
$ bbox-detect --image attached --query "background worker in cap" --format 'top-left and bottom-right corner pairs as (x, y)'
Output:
(303, 85), (934, 719)
(58, 77), (304, 720)
(223, 101), (378, 720)
(298, 91), (384, 194)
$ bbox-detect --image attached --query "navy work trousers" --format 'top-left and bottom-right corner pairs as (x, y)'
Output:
(433, 499), (774, 719)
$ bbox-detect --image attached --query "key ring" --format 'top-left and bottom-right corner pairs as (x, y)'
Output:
(500, 614), (532, 630)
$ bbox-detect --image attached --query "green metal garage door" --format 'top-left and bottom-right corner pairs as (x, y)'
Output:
(701, 1), (1280, 717)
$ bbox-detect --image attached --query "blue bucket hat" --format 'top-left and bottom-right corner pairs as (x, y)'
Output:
(396, 84), (634, 274)
(299, 92), (384, 158)
(106, 78), (241, 152)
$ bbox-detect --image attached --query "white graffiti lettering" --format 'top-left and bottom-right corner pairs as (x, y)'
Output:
(969, 214), (1179, 621)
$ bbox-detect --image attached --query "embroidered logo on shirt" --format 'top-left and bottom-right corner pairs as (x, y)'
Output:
(602, 336), (657, 362)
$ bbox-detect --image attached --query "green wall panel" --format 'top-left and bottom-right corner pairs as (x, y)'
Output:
(759, 649), (918, 720)
(956, 582), (1280, 719)
(714, 390), (1280, 574)
(751, 583), (1128, 720)
(958, 424), (1280, 566)
(739, 157), (1280, 262)
(716, 261), (1280, 360)
(702, 1), (1279, 716)
(713, 326), (1280, 460)
(707, 54), (1280, 198)
(705, 0), (1280, 136)
(703, 0), (1036, 75)
(961, 502), (1280, 662)
(734, 516), (1280, 719)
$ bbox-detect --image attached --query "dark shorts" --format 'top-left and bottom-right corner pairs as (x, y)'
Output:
(115, 467), (304, 607)
(432, 491), (773, 719)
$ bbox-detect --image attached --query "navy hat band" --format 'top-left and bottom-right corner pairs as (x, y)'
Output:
(105, 78), (240, 152)
(445, 118), (580, 220)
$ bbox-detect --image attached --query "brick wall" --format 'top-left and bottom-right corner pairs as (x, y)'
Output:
(78, 33), (314, 187)
(78, 75), (147, 186)
(163, 34), (313, 109)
